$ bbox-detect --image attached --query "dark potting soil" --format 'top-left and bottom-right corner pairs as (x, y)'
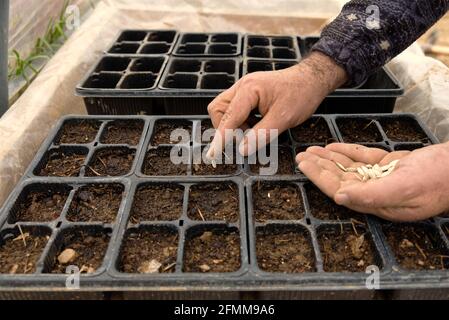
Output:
(130, 184), (184, 223)
(49, 231), (110, 274)
(337, 119), (383, 143)
(200, 119), (215, 143)
(319, 226), (376, 272)
(252, 182), (304, 222)
(119, 228), (178, 274)
(250, 147), (295, 175)
(86, 148), (135, 177)
(0, 232), (49, 274)
(38, 150), (86, 177)
(306, 185), (364, 221)
(188, 183), (239, 222)
(192, 150), (238, 176)
(256, 227), (315, 273)
(383, 224), (449, 271)
(444, 224), (449, 240)
(380, 118), (429, 143)
(101, 120), (144, 145)
(66, 184), (124, 223)
(12, 189), (69, 223)
(55, 120), (101, 145)
(183, 230), (241, 273)
(291, 117), (334, 144)
(151, 120), (192, 145)
(143, 147), (188, 176)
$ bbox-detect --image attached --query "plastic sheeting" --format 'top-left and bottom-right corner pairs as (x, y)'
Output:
(0, 0), (448, 208)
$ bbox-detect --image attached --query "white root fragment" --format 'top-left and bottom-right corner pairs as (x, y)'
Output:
(334, 159), (400, 182)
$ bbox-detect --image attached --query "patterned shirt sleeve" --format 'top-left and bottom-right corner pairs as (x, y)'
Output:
(312, 0), (449, 86)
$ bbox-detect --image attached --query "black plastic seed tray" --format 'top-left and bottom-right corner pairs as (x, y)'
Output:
(1, 114), (447, 300)
(173, 32), (242, 57)
(107, 30), (179, 56)
(244, 35), (301, 61)
(76, 57), (241, 115)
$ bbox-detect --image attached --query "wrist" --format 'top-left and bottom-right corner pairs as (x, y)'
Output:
(298, 51), (348, 94)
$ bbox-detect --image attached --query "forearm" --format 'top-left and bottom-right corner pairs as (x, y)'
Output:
(313, 0), (449, 85)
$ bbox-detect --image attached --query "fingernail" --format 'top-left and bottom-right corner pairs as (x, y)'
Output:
(335, 193), (349, 205)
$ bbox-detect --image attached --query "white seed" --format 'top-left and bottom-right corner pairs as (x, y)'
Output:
(58, 249), (77, 264)
(138, 260), (162, 274)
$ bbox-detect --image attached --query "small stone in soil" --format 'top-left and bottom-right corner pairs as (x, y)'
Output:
(319, 226), (376, 272)
(56, 120), (101, 145)
(38, 150), (86, 177)
(291, 117), (333, 143)
(252, 182), (304, 222)
(337, 118), (383, 143)
(130, 184), (184, 223)
(50, 231), (110, 274)
(66, 184), (123, 223)
(120, 228), (178, 274)
(101, 120), (144, 145)
(86, 148), (135, 177)
(58, 249), (77, 264)
(12, 188), (69, 223)
(383, 224), (449, 270)
(256, 227), (315, 273)
(187, 183), (239, 222)
(306, 184), (364, 221)
(151, 120), (192, 145)
(143, 147), (188, 176)
(0, 231), (50, 274)
(183, 230), (241, 273)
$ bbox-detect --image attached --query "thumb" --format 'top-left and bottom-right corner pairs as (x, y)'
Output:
(334, 175), (402, 210)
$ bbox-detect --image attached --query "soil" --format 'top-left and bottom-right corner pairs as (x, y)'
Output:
(183, 229), (241, 273)
(38, 150), (86, 177)
(192, 151), (238, 176)
(12, 189), (69, 223)
(188, 183), (239, 222)
(151, 121), (192, 145)
(394, 143), (424, 151)
(130, 184), (184, 223)
(380, 119), (429, 143)
(101, 120), (144, 145)
(200, 119), (215, 142)
(444, 224), (449, 239)
(56, 120), (101, 145)
(319, 226), (376, 272)
(66, 184), (123, 223)
(337, 119), (383, 143)
(256, 227), (315, 273)
(306, 185), (364, 221)
(383, 224), (449, 270)
(252, 182), (304, 222)
(143, 147), (188, 176)
(50, 230), (110, 274)
(250, 147), (295, 175)
(291, 117), (334, 143)
(0, 231), (50, 274)
(86, 148), (135, 177)
(120, 228), (178, 274)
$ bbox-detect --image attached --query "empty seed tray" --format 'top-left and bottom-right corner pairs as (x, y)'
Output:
(107, 30), (179, 56)
(244, 35), (301, 61)
(1, 114), (447, 299)
(173, 32), (243, 57)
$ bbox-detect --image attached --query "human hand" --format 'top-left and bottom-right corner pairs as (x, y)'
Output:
(296, 143), (449, 222)
(206, 52), (347, 159)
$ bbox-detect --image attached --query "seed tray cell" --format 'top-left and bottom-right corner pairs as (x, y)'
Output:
(1, 114), (448, 298)
(244, 35), (301, 61)
(107, 30), (179, 56)
(173, 33), (242, 57)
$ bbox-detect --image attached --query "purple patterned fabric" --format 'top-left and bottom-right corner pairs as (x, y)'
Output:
(312, 0), (449, 85)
